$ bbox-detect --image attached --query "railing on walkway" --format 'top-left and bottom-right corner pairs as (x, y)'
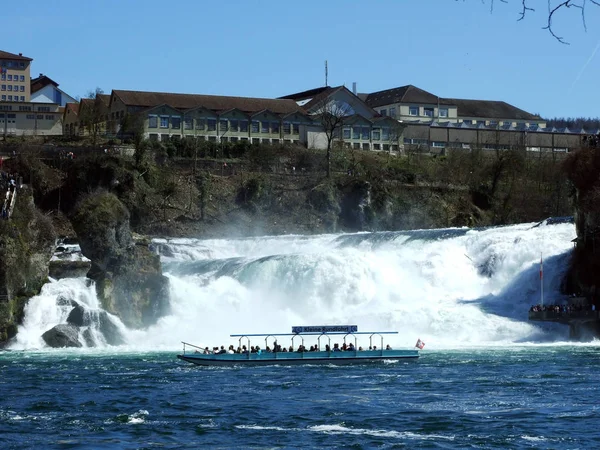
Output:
(529, 310), (599, 323)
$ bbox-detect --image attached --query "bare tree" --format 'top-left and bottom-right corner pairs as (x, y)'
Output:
(313, 99), (354, 178)
(80, 87), (106, 147)
(463, 0), (600, 44)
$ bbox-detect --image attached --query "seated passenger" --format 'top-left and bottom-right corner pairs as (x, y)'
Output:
(342, 343), (347, 351)
(228, 345), (235, 354)
(372, 346), (377, 351)
(250, 346), (256, 353)
(203, 347), (211, 354)
(242, 345), (248, 354)
(289, 345), (294, 352)
(218, 345), (227, 354)
(333, 343), (341, 352)
(255, 345), (262, 355)
(347, 342), (355, 351)
(325, 344), (331, 352)
(385, 344), (392, 351)
(358, 346), (363, 351)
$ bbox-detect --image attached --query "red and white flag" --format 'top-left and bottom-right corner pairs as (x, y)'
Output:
(415, 339), (425, 349)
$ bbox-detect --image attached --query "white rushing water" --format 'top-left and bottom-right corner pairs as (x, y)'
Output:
(11, 221), (577, 351)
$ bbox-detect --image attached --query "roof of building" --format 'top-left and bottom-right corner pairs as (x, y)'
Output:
(0, 50), (33, 62)
(278, 86), (331, 101)
(365, 85), (446, 108)
(112, 90), (304, 115)
(441, 98), (540, 120)
(30, 74), (59, 93)
(65, 102), (79, 115)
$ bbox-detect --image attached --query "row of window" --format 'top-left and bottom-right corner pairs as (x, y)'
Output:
(149, 134), (301, 145)
(0, 74), (25, 82)
(341, 126), (393, 141)
(379, 106), (450, 118)
(343, 142), (400, 151)
(148, 115), (301, 134)
(0, 113), (56, 120)
(1, 95), (25, 102)
(1, 85), (25, 92)
(0, 105), (54, 112)
(0, 61), (26, 69)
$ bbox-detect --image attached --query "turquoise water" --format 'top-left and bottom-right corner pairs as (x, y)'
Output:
(1, 346), (599, 449)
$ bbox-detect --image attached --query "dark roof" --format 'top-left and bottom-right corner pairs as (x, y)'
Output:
(278, 86), (331, 101)
(365, 85), (446, 108)
(0, 50), (33, 62)
(442, 98), (540, 120)
(65, 102), (79, 115)
(112, 90), (304, 115)
(30, 75), (59, 93)
(98, 94), (111, 106)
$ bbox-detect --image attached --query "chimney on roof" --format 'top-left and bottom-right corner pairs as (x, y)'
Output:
(352, 82), (357, 95)
(39, 73), (43, 77)
(19, 53), (22, 56)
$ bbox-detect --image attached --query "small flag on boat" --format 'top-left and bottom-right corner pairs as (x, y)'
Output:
(415, 339), (425, 349)
(540, 255), (543, 280)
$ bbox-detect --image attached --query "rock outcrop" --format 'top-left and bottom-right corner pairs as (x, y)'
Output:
(0, 186), (56, 345)
(71, 191), (169, 329)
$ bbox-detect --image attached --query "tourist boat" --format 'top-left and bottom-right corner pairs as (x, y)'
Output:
(177, 325), (421, 366)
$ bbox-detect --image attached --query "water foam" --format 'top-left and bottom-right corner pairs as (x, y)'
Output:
(11, 222), (576, 351)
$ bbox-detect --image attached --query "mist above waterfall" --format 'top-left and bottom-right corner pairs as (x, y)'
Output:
(12, 222), (576, 351)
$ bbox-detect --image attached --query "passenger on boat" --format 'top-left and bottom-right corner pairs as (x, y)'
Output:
(255, 346), (262, 355)
(203, 347), (211, 354)
(333, 343), (341, 352)
(325, 344), (331, 352)
(342, 343), (347, 351)
(347, 342), (355, 351)
(273, 341), (278, 352)
(228, 345), (235, 354)
(242, 345), (248, 354)
(265, 346), (271, 353)
(385, 344), (392, 350)
(288, 345), (294, 352)
(358, 346), (364, 351)
(373, 346), (378, 351)
(218, 346), (227, 354)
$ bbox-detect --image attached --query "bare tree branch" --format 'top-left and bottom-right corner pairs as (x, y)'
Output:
(517, 0), (535, 21)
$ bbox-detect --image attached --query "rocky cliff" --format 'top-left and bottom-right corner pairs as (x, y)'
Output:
(71, 191), (169, 329)
(0, 186), (56, 344)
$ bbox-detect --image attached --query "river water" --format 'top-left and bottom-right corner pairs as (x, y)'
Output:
(2, 220), (598, 448)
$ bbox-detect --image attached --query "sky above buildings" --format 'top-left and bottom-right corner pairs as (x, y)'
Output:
(5, 0), (600, 118)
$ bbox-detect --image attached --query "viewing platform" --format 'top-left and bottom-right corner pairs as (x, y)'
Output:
(529, 297), (600, 340)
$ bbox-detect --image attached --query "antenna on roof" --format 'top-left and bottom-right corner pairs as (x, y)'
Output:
(325, 60), (328, 87)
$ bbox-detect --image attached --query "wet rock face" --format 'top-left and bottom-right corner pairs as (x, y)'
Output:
(340, 180), (373, 231)
(71, 192), (169, 329)
(42, 324), (82, 348)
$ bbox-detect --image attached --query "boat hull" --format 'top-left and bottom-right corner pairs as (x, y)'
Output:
(177, 350), (419, 366)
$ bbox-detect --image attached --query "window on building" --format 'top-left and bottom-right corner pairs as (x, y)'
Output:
(196, 118), (205, 130)
(36, 114), (43, 119)
(207, 119), (216, 131)
(0, 85), (4, 91)
(382, 128), (390, 140)
(424, 108), (434, 117)
(219, 119), (228, 132)
(271, 121), (279, 133)
(148, 115), (158, 128)
(0, 74), (5, 81)
(409, 106), (419, 116)
(45, 115), (54, 120)
(372, 128), (381, 140)
(19, 62), (25, 68)
(432, 141), (446, 148)
(380, 109), (387, 116)
(7, 95), (12, 101)
(230, 119), (238, 132)
(292, 123), (299, 134)
(251, 121), (260, 133)
(361, 127), (370, 140)
(7, 75), (12, 81)
(352, 126), (360, 139)
(184, 118), (192, 130)
(13, 86), (18, 92)
(343, 128), (351, 139)
(20, 75), (24, 82)
(7, 113), (16, 119)
(283, 122), (291, 134)
(171, 116), (181, 129)
(373, 143), (381, 150)
(261, 121), (269, 133)
(240, 120), (248, 132)
(20, 86), (24, 92)
(38, 106), (50, 112)
(160, 116), (169, 128)
(439, 108), (448, 118)
(476, 120), (485, 126)
(383, 144), (390, 151)
(7, 86), (12, 91)
(389, 107), (396, 118)
(26, 114), (34, 119)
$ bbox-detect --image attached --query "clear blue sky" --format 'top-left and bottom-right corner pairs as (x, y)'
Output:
(5, 0), (600, 118)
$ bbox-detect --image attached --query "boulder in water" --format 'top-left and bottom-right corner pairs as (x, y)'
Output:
(66, 304), (86, 327)
(42, 324), (82, 348)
